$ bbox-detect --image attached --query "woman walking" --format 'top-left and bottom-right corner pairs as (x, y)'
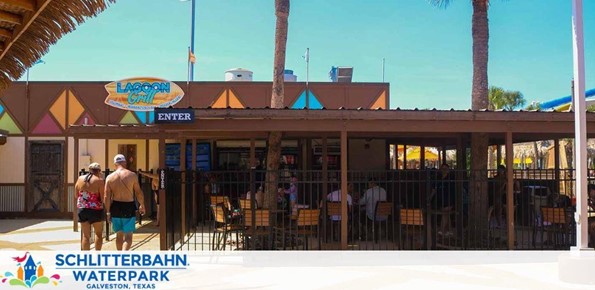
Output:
(75, 162), (105, 250)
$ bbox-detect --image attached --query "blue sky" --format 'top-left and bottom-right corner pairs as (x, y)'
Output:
(20, 0), (595, 109)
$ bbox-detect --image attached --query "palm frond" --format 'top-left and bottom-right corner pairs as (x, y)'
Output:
(428, 0), (452, 9)
(0, 0), (116, 90)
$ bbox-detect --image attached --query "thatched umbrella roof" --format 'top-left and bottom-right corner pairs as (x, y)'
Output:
(0, 0), (115, 89)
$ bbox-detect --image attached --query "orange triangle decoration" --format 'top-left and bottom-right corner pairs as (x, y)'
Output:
(32, 113), (62, 134)
(370, 91), (386, 109)
(120, 111), (139, 124)
(228, 90), (244, 108)
(211, 90), (227, 108)
(68, 90), (85, 126)
(49, 90), (67, 129)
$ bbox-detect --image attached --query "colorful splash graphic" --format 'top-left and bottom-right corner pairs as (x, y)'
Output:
(0, 252), (61, 288)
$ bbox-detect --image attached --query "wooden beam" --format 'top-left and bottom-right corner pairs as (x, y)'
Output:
(158, 137), (166, 250)
(0, 0), (51, 61)
(0, 28), (12, 39)
(505, 131), (515, 250)
(0, 0), (36, 12)
(0, 10), (21, 25)
(340, 130), (348, 250)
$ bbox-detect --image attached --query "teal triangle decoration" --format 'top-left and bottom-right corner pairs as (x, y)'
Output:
(134, 111), (147, 124)
(148, 111), (155, 124)
(0, 103), (4, 116)
(291, 90), (323, 109)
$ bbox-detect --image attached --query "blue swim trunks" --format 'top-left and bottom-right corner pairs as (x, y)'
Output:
(111, 217), (136, 233)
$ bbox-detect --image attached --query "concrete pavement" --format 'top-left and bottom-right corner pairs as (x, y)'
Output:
(0, 219), (160, 251)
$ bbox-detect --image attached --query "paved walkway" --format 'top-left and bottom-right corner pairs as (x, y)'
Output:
(0, 219), (160, 251)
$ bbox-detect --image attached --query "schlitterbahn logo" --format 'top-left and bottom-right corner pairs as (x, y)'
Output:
(0, 252), (61, 288)
(104, 77), (185, 111)
(55, 253), (188, 289)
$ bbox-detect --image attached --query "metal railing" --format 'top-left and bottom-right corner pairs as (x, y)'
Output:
(161, 168), (584, 251)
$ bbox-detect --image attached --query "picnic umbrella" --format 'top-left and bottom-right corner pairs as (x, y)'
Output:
(406, 147), (439, 161)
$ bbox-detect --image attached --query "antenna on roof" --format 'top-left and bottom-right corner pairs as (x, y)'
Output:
(382, 58), (385, 83)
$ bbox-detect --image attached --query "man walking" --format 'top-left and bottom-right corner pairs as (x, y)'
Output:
(105, 154), (145, 251)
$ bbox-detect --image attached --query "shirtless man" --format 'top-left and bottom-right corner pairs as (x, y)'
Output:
(105, 154), (145, 251)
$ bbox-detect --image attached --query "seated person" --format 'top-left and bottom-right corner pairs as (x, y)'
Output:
(245, 186), (264, 209)
(320, 183), (353, 221)
(320, 184), (353, 241)
(357, 178), (387, 222)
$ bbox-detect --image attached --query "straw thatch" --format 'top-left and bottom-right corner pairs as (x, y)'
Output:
(0, 0), (116, 89)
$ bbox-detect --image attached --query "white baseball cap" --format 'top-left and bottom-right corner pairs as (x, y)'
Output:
(114, 154), (126, 164)
(88, 162), (101, 170)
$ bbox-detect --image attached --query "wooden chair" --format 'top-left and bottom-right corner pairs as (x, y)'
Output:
(243, 209), (270, 250)
(325, 201), (342, 242)
(399, 208), (424, 249)
(287, 209), (320, 250)
(239, 198), (258, 211)
(210, 203), (243, 251)
(540, 207), (572, 249)
(210, 195), (232, 212)
(373, 202), (393, 243)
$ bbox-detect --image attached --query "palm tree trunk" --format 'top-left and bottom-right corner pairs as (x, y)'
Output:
(468, 0), (489, 244)
(264, 0), (290, 210)
(471, 0), (489, 110)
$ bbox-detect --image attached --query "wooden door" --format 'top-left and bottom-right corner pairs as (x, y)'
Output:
(28, 142), (64, 212)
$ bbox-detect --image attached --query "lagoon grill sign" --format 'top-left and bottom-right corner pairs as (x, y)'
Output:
(104, 77), (185, 111)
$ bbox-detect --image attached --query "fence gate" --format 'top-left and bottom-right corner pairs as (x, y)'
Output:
(28, 142), (64, 213)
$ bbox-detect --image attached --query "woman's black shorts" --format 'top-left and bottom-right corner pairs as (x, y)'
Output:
(78, 208), (104, 224)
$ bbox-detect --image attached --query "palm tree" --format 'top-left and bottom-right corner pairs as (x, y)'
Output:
(263, 0), (290, 210)
(430, 0), (491, 242)
(487, 86), (526, 169)
(489, 86), (526, 111)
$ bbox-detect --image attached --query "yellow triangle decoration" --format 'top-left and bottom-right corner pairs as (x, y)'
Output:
(0, 113), (22, 134)
(49, 90), (67, 129)
(68, 90), (85, 126)
(370, 91), (386, 109)
(228, 90), (244, 108)
(120, 111), (139, 124)
(211, 90), (227, 108)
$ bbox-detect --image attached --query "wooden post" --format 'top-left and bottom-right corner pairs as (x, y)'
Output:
(496, 145), (502, 167)
(145, 139), (150, 171)
(441, 147), (447, 165)
(250, 138), (256, 168)
(403, 145), (407, 169)
(322, 136), (328, 244)
(340, 131), (348, 249)
(73, 137), (79, 232)
(180, 138), (187, 239)
(420, 145), (425, 169)
(554, 139), (561, 194)
(192, 139), (197, 226)
(159, 137), (167, 250)
(506, 132), (515, 250)
(456, 136), (464, 239)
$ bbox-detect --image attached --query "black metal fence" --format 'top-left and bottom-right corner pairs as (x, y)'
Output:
(162, 168), (585, 251)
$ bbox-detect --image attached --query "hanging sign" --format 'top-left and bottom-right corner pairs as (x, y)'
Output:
(104, 77), (185, 111)
(154, 108), (195, 124)
(158, 169), (167, 190)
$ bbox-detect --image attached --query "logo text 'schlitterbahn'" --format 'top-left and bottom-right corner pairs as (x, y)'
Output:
(55, 253), (187, 289)
(1, 252), (61, 288)
(104, 77), (185, 111)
